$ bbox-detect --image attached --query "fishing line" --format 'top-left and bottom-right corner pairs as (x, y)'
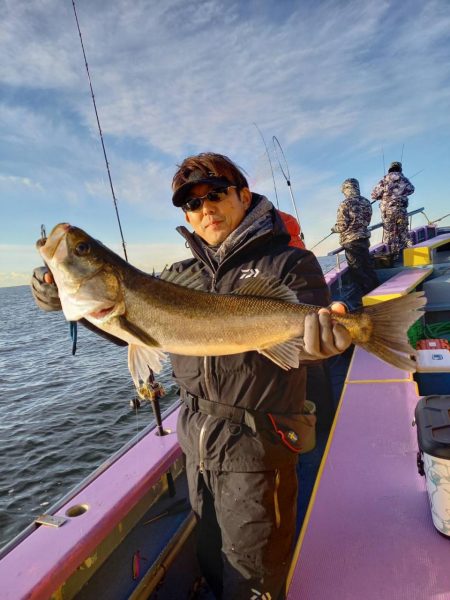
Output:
(71, 0), (128, 261)
(272, 136), (304, 241)
(253, 123), (280, 209)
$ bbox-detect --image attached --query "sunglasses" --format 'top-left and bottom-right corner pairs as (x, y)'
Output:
(181, 186), (237, 213)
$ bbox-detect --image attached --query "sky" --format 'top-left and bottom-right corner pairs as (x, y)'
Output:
(1, 0), (450, 287)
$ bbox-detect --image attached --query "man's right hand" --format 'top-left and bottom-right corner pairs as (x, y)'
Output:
(31, 266), (62, 312)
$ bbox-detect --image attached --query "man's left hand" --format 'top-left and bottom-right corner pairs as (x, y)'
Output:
(300, 305), (352, 360)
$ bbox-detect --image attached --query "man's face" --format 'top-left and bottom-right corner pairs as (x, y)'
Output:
(183, 183), (252, 245)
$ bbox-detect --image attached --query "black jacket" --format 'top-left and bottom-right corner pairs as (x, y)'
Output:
(169, 199), (330, 471)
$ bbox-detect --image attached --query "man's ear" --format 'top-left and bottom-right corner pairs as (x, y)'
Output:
(240, 187), (252, 210)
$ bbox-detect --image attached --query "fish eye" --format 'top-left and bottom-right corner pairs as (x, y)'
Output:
(75, 242), (90, 256)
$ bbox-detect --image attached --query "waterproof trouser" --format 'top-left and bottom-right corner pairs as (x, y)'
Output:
(381, 206), (409, 253)
(343, 238), (379, 298)
(186, 459), (298, 599)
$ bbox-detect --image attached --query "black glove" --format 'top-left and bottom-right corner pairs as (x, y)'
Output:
(31, 267), (127, 347)
(31, 266), (62, 312)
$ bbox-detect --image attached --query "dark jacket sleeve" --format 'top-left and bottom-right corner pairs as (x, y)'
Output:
(281, 248), (330, 308)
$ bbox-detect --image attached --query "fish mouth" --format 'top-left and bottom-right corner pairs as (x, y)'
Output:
(39, 223), (71, 261)
(88, 306), (115, 320)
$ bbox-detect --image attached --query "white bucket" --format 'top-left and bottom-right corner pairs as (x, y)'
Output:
(422, 452), (450, 536)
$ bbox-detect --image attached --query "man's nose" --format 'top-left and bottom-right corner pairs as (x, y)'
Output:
(202, 199), (217, 213)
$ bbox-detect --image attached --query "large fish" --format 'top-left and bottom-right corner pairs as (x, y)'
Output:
(38, 223), (426, 387)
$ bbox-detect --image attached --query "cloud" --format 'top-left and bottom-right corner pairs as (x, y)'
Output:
(60, 0), (450, 157)
(0, 174), (43, 191)
(1, 0), (450, 278)
(3, 1), (450, 172)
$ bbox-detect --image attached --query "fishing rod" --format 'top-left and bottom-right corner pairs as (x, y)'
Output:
(272, 135), (305, 242)
(71, 5), (175, 496)
(253, 123), (279, 209)
(310, 232), (333, 251)
(430, 212), (450, 225)
(400, 143), (405, 163)
(71, 0), (128, 261)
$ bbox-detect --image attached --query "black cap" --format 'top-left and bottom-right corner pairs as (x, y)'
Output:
(388, 161), (402, 173)
(172, 170), (232, 207)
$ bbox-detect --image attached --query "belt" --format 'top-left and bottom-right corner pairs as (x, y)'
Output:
(182, 391), (269, 433)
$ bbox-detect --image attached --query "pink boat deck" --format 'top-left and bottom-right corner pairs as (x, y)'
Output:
(0, 409), (182, 600)
(287, 348), (450, 599)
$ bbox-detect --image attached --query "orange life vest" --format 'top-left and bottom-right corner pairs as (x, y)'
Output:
(278, 210), (305, 249)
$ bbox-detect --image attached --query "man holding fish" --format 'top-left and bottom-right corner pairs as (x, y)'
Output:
(32, 152), (424, 599)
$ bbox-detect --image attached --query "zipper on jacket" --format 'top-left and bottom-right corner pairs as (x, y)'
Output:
(274, 469), (281, 528)
(198, 415), (211, 474)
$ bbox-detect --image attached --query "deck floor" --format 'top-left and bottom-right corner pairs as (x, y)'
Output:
(288, 348), (450, 600)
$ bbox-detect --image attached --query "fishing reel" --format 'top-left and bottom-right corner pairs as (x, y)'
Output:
(136, 367), (166, 402)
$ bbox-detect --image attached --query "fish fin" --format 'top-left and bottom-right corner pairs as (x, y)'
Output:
(258, 339), (303, 370)
(358, 341), (418, 372)
(357, 291), (427, 372)
(118, 316), (160, 346)
(159, 265), (206, 290)
(128, 344), (167, 387)
(234, 275), (299, 304)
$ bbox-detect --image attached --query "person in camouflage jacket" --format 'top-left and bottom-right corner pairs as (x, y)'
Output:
(331, 178), (378, 304)
(371, 161), (415, 254)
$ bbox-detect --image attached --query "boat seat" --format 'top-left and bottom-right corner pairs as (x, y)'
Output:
(362, 266), (433, 306)
(404, 233), (450, 267)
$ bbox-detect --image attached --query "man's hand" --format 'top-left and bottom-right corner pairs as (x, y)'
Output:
(31, 266), (62, 312)
(301, 303), (352, 360)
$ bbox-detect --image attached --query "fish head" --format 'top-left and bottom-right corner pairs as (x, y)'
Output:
(38, 223), (124, 322)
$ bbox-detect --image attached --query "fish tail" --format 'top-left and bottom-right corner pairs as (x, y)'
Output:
(355, 291), (427, 372)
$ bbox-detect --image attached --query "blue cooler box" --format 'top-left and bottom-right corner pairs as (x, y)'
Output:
(414, 349), (450, 395)
(415, 395), (450, 536)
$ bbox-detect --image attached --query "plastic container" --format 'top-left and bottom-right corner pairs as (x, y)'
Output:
(416, 338), (450, 351)
(414, 348), (450, 395)
(415, 395), (450, 536)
